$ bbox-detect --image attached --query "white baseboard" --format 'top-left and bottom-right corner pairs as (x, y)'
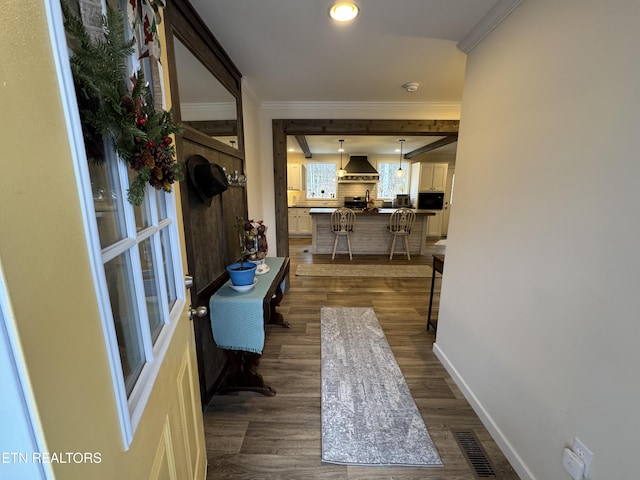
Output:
(432, 342), (536, 480)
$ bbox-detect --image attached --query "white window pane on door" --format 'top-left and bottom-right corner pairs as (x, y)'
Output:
(139, 237), (164, 342)
(90, 161), (127, 248)
(159, 228), (177, 309)
(105, 252), (145, 395)
(128, 165), (152, 232)
(155, 188), (168, 220)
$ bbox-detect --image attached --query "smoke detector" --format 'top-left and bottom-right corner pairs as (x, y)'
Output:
(402, 82), (420, 92)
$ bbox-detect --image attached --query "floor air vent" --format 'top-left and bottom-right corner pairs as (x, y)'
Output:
(453, 430), (497, 478)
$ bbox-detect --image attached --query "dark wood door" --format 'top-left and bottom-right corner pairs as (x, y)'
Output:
(164, 0), (246, 405)
(178, 129), (247, 404)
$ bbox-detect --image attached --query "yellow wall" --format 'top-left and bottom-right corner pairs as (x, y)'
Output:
(1, 1), (204, 478)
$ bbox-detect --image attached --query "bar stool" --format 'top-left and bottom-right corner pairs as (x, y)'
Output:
(330, 207), (356, 260)
(388, 208), (416, 260)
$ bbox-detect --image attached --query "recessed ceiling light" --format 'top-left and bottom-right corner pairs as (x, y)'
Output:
(329, 2), (359, 22)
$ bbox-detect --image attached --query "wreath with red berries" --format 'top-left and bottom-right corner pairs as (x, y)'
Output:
(62, 3), (183, 205)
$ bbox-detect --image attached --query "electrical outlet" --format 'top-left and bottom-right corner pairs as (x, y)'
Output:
(573, 437), (593, 478)
(562, 448), (585, 480)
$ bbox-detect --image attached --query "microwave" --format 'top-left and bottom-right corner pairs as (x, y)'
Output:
(417, 192), (444, 210)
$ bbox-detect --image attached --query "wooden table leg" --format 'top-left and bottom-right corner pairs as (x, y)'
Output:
(218, 350), (276, 396)
(268, 285), (292, 328)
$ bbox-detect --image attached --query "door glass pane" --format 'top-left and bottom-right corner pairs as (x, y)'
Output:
(105, 251), (145, 395)
(139, 237), (163, 341)
(128, 165), (152, 232)
(155, 188), (168, 220)
(90, 161), (127, 248)
(159, 227), (177, 309)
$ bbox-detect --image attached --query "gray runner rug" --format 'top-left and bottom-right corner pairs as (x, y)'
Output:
(320, 306), (443, 467)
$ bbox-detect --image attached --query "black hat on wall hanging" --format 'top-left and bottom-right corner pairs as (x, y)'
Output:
(187, 155), (229, 206)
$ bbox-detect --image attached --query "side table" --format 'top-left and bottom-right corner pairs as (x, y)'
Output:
(209, 257), (290, 396)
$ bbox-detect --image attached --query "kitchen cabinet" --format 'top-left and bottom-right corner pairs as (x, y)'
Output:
(410, 162), (448, 192)
(426, 212), (443, 237)
(288, 208), (312, 236)
(287, 163), (306, 191)
(298, 212), (312, 234)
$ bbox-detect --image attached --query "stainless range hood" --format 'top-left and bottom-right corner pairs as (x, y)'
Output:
(340, 155), (380, 182)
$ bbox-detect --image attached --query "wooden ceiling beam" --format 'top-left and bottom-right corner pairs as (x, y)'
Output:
(281, 119), (459, 136)
(405, 135), (458, 159)
(295, 135), (312, 158)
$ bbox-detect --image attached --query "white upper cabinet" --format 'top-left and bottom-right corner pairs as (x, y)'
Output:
(411, 162), (448, 192)
(287, 163), (306, 190)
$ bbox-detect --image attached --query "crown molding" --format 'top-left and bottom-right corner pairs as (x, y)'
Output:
(457, 0), (525, 54)
(259, 101), (462, 115)
(181, 102), (236, 114)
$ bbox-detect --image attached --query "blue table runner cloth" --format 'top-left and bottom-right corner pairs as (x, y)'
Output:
(209, 257), (285, 354)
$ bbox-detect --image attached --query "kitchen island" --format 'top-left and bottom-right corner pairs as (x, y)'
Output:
(309, 208), (435, 256)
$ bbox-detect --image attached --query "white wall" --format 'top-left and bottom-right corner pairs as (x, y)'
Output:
(434, 1), (640, 479)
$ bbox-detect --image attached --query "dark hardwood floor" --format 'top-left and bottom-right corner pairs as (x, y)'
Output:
(204, 237), (520, 479)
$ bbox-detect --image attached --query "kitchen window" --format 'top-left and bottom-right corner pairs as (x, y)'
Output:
(376, 161), (409, 198)
(306, 162), (337, 199)
(57, 0), (185, 448)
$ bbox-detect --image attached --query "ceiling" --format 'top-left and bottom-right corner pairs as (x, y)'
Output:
(186, 0), (502, 156)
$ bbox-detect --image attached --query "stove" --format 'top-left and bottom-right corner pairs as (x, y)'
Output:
(344, 196), (367, 209)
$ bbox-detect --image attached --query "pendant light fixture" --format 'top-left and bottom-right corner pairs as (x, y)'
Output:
(338, 139), (347, 178)
(396, 139), (406, 177)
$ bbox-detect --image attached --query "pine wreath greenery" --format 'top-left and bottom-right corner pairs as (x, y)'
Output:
(62, 2), (183, 206)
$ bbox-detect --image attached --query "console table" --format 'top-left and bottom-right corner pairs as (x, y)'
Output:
(427, 254), (444, 332)
(209, 257), (290, 396)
